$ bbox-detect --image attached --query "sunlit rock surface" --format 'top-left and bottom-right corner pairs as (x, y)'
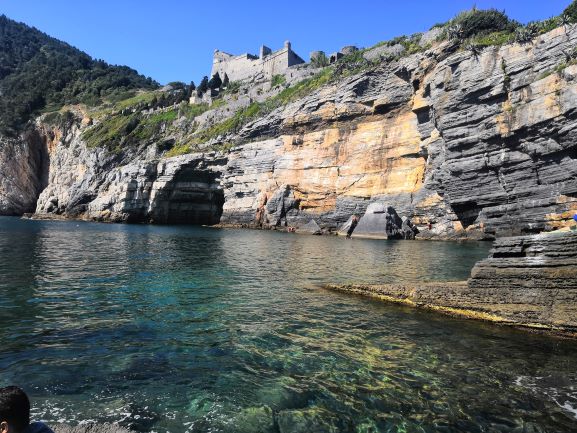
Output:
(327, 230), (577, 335)
(2, 25), (577, 239)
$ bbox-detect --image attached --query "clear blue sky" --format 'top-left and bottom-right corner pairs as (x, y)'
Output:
(0, 0), (571, 84)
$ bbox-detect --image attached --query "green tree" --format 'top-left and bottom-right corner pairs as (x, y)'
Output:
(186, 81), (196, 98)
(564, 1), (577, 22)
(208, 72), (222, 90)
(221, 73), (229, 89)
(197, 76), (209, 96)
(0, 15), (158, 135)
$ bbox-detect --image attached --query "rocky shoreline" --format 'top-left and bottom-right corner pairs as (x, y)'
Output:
(325, 230), (577, 338)
(3, 25), (577, 240)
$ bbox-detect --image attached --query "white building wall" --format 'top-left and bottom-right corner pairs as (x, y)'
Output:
(211, 44), (305, 83)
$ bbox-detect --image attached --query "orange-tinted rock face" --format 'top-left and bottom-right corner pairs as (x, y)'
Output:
(221, 26), (577, 238)
(16, 25), (577, 239)
(275, 112), (424, 210)
(222, 110), (431, 230)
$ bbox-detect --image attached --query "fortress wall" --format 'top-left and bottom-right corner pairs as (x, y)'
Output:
(287, 49), (305, 67)
(212, 54), (261, 82)
(262, 48), (292, 79)
(212, 45), (305, 83)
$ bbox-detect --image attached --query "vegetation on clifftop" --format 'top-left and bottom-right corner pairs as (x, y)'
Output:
(0, 15), (158, 135)
(4, 2), (577, 159)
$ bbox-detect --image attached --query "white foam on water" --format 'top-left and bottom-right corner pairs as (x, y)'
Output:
(514, 375), (577, 421)
(560, 402), (577, 420)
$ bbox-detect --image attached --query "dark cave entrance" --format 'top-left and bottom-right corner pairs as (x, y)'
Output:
(152, 167), (224, 225)
(450, 201), (481, 228)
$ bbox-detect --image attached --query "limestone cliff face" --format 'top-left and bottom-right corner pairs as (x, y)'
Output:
(33, 120), (225, 224)
(0, 130), (48, 215)
(221, 25), (577, 238)
(2, 25), (577, 239)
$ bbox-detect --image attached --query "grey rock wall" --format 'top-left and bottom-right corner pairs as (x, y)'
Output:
(0, 130), (47, 215)
(327, 229), (577, 335)
(2, 25), (577, 239)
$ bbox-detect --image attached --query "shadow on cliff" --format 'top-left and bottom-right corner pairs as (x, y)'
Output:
(148, 162), (225, 225)
(21, 128), (50, 213)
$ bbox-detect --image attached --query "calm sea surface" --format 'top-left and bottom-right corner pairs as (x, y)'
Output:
(0, 216), (575, 433)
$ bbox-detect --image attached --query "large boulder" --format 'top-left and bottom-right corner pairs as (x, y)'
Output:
(401, 216), (419, 240)
(337, 215), (357, 236)
(233, 405), (275, 433)
(350, 203), (405, 239)
(265, 185), (299, 226)
(297, 219), (322, 235)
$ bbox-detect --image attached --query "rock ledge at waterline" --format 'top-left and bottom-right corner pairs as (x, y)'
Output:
(325, 230), (577, 337)
(2, 25), (577, 240)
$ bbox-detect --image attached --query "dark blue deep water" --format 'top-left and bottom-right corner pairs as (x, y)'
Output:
(0, 216), (576, 433)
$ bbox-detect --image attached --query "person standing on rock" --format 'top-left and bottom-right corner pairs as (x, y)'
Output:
(0, 386), (54, 433)
(346, 215), (359, 239)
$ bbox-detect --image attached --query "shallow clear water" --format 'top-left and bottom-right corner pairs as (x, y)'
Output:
(0, 216), (576, 433)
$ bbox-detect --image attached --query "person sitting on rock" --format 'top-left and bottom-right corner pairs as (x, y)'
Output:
(346, 215), (359, 239)
(0, 386), (54, 433)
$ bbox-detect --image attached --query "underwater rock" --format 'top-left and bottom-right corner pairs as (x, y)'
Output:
(234, 405), (275, 433)
(277, 407), (340, 433)
(53, 424), (132, 433)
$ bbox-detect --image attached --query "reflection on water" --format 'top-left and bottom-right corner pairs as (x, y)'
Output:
(0, 216), (575, 433)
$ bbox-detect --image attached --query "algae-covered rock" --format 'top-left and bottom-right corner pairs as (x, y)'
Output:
(53, 424), (132, 433)
(234, 405), (275, 433)
(354, 419), (380, 433)
(277, 407), (339, 433)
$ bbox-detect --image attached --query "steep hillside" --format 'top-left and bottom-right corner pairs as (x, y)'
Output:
(1, 6), (577, 240)
(0, 15), (158, 135)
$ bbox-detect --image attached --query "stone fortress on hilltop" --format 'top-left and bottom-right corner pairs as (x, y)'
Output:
(211, 41), (306, 82)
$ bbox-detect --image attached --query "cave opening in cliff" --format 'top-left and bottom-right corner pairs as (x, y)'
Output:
(152, 167), (224, 225)
(450, 201), (481, 229)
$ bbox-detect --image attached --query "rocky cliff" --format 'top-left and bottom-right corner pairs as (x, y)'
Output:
(325, 229), (577, 336)
(2, 25), (577, 239)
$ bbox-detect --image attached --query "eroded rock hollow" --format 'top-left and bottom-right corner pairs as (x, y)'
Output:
(2, 26), (577, 239)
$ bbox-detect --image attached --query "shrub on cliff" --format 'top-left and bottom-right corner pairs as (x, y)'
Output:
(448, 8), (519, 39)
(564, 0), (577, 22)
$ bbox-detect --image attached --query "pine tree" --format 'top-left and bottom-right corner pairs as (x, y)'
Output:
(221, 73), (229, 89)
(197, 76), (209, 96)
(208, 72), (222, 90)
(187, 81), (196, 98)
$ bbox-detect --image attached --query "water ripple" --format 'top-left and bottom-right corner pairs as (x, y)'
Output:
(0, 217), (576, 432)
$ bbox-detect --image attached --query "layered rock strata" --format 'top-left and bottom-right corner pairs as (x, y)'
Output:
(326, 230), (577, 335)
(1, 26), (577, 239)
(0, 130), (48, 215)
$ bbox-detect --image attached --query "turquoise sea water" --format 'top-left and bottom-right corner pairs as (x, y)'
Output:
(0, 216), (576, 433)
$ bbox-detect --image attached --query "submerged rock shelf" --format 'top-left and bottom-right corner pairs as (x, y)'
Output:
(326, 230), (577, 337)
